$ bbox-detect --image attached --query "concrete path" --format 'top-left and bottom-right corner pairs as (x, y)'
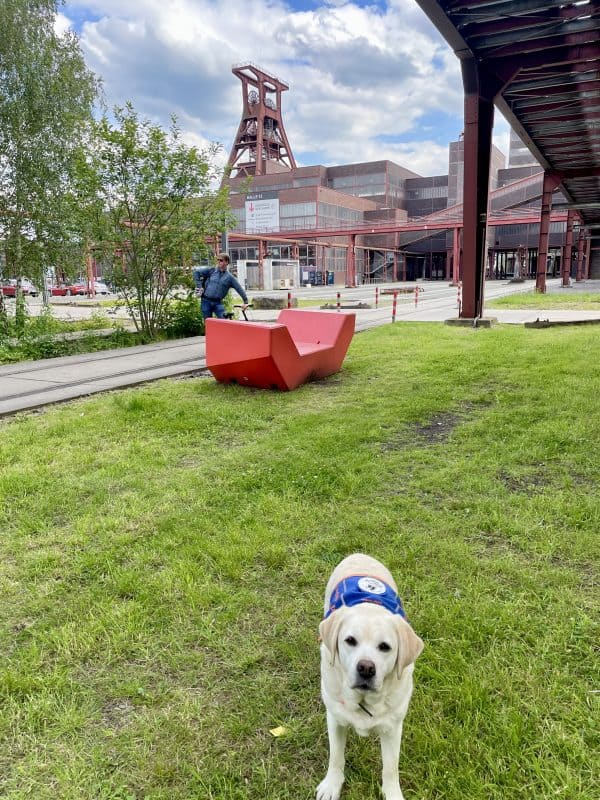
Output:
(0, 337), (206, 417)
(1, 279), (599, 417)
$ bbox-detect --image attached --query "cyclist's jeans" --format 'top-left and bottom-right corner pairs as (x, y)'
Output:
(201, 298), (225, 319)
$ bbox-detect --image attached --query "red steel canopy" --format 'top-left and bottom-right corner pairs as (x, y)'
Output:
(415, 0), (600, 316)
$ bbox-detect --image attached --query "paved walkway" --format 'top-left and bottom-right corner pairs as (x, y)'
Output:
(0, 337), (206, 417)
(1, 282), (599, 417)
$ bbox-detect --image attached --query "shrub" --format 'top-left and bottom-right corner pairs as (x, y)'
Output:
(163, 293), (205, 337)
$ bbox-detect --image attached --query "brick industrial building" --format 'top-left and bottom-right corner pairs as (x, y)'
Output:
(222, 64), (592, 289)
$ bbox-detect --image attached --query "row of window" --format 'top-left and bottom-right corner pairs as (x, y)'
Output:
(280, 202), (317, 217)
(328, 172), (386, 188)
(407, 185), (448, 200)
(230, 177), (323, 194)
(491, 222), (565, 235)
(230, 244), (319, 268)
(318, 203), (362, 222)
(280, 217), (317, 230)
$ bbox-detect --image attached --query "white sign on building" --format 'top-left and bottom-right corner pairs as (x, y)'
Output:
(245, 191), (279, 233)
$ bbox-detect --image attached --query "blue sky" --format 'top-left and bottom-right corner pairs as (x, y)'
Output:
(58, 0), (511, 177)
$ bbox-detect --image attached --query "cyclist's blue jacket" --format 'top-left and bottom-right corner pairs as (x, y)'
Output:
(193, 267), (248, 304)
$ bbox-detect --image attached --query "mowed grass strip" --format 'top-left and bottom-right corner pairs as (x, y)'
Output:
(0, 322), (598, 800)
(488, 290), (600, 310)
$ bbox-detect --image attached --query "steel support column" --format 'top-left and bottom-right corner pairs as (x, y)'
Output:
(258, 239), (266, 289)
(452, 226), (461, 286)
(562, 211), (575, 286)
(575, 233), (585, 282)
(536, 171), (560, 293)
(584, 236), (591, 280)
(460, 58), (495, 319)
(346, 234), (356, 287)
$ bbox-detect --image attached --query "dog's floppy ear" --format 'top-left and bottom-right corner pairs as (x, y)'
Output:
(319, 610), (345, 667)
(394, 618), (424, 677)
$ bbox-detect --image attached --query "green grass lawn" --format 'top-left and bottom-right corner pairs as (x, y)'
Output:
(0, 323), (598, 799)
(488, 290), (600, 310)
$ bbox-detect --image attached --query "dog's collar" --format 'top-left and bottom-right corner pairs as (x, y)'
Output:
(324, 575), (406, 620)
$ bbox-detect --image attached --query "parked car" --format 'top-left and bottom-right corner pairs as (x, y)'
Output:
(1, 278), (39, 297)
(49, 284), (70, 296)
(20, 278), (39, 296)
(48, 283), (84, 296)
(49, 280), (111, 296)
(66, 282), (88, 295)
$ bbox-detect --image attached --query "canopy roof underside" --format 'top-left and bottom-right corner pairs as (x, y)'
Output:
(416, 0), (600, 228)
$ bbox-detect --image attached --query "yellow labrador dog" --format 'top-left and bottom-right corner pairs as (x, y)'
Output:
(317, 554), (424, 800)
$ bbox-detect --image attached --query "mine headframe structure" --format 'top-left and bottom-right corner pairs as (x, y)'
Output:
(227, 63), (297, 178)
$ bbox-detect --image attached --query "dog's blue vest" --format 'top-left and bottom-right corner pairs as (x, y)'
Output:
(324, 575), (406, 620)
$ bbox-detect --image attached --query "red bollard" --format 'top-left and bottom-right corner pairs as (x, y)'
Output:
(375, 286), (379, 308)
(287, 291), (292, 309)
(337, 291), (341, 312)
(392, 290), (398, 322)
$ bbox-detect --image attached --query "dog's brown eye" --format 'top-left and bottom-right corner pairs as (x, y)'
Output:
(378, 642), (391, 652)
(345, 636), (357, 647)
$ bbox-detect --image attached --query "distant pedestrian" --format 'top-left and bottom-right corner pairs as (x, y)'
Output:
(193, 253), (249, 320)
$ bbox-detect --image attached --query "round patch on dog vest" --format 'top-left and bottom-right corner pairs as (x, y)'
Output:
(357, 576), (386, 595)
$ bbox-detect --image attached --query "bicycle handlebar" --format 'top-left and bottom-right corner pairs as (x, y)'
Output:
(232, 303), (253, 320)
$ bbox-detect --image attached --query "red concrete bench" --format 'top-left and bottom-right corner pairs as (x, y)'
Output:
(205, 309), (355, 390)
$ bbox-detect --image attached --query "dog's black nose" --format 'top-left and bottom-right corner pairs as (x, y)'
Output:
(357, 660), (376, 679)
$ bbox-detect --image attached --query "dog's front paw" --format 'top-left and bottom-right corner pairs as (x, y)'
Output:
(316, 770), (344, 800)
(382, 785), (404, 800)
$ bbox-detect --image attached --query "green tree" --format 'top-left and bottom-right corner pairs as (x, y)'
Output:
(74, 103), (236, 339)
(0, 0), (98, 327)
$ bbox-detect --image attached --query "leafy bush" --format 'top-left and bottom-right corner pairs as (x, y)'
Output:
(19, 306), (64, 337)
(0, 329), (141, 364)
(163, 293), (205, 337)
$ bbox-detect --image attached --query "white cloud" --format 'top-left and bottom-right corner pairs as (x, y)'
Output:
(62, 1), (507, 176)
(54, 12), (71, 36)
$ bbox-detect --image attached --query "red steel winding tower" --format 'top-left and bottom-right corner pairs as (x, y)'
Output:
(227, 63), (296, 178)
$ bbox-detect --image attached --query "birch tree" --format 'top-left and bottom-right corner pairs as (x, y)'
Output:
(0, 0), (97, 326)
(74, 104), (235, 339)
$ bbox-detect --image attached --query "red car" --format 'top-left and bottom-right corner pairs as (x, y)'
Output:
(51, 282), (89, 296)
(1, 279), (39, 297)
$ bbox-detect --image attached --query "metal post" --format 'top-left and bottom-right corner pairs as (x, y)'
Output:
(460, 57), (496, 319)
(536, 171), (560, 293)
(584, 235), (591, 280)
(258, 239), (265, 290)
(452, 226), (460, 286)
(346, 234), (356, 287)
(562, 211), (574, 287)
(575, 233), (585, 281)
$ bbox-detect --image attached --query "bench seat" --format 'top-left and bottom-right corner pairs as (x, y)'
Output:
(205, 309), (355, 391)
